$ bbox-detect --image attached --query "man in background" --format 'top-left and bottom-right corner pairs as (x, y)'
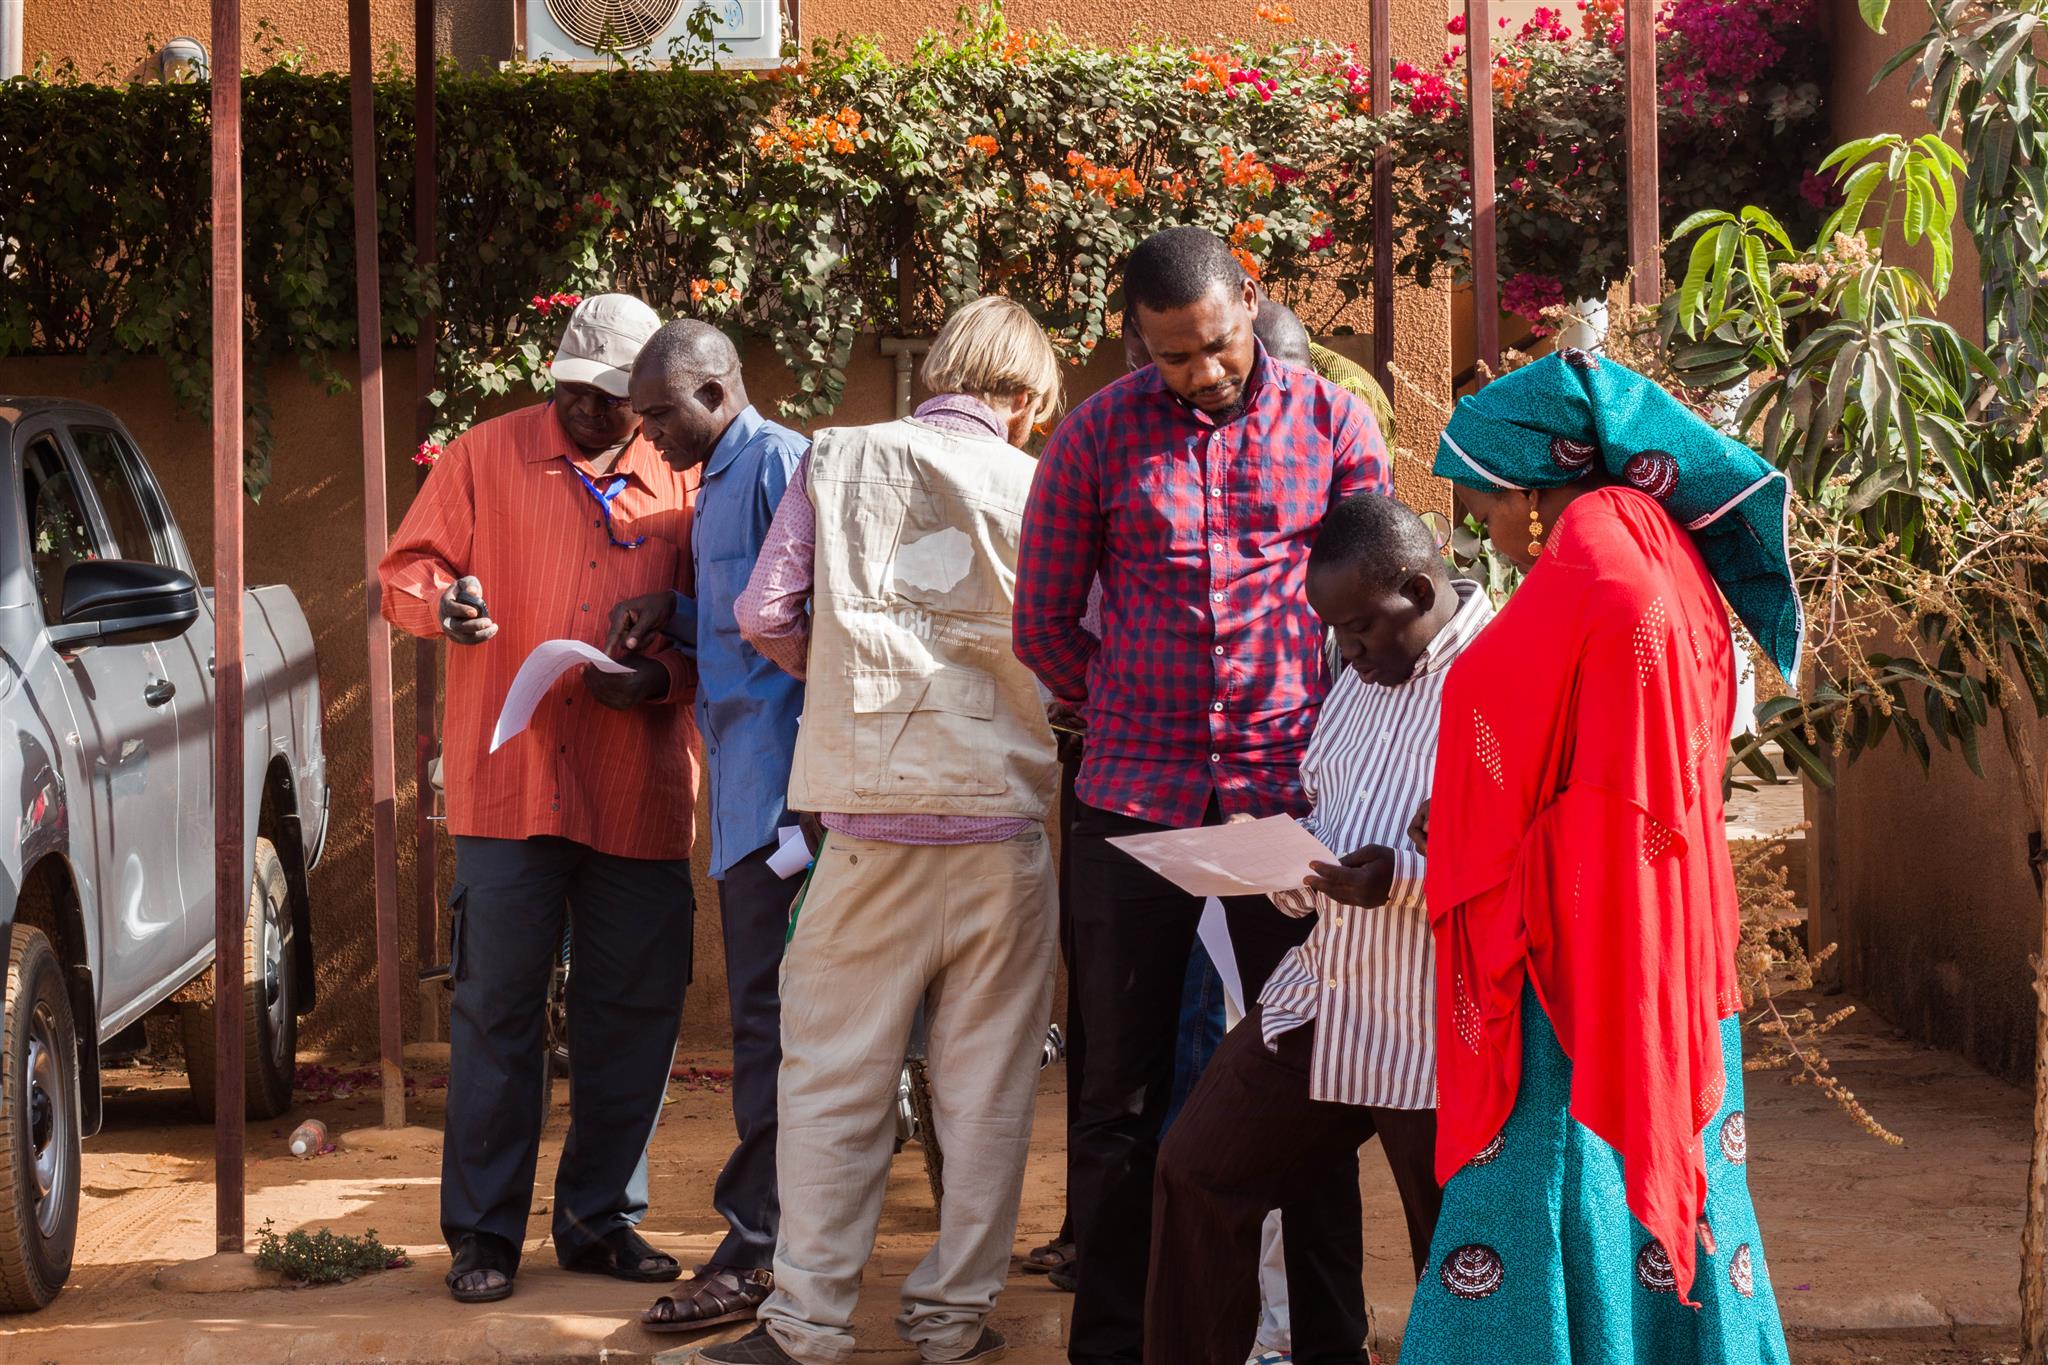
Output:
(1016, 227), (1391, 1365)
(607, 320), (810, 1335)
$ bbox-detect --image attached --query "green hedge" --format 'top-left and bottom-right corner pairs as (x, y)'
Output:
(0, 9), (1826, 493)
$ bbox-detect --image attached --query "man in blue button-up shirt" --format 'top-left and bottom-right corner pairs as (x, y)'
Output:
(610, 320), (809, 1331)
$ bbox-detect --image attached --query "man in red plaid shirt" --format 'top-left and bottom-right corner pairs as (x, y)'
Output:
(1014, 226), (1391, 1365)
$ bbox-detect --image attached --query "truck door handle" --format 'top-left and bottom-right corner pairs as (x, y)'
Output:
(143, 679), (176, 707)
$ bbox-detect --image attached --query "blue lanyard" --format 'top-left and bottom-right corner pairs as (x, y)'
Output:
(565, 458), (646, 550)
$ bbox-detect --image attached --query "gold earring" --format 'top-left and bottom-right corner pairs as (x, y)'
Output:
(1527, 503), (1545, 557)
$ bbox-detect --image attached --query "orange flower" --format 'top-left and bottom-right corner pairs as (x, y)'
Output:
(1232, 247), (1263, 280)
(1228, 218), (1267, 247)
(1001, 30), (1043, 63)
(1185, 50), (1231, 94)
(831, 137), (855, 154)
(1255, 2), (1295, 23)
(1064, 150), (1144, 201)
(689, 279), (711, 304)
(837, 106), (861, 127)
(967, 134), (999, 156)
(1492, 57), (1531, 105)
(1218, 145), (1277, 195)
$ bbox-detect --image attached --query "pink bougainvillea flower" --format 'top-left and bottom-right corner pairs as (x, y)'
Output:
(1502, 272), (1567, 334)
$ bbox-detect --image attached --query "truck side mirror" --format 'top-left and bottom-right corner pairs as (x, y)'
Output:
(47, 560), (202, 650)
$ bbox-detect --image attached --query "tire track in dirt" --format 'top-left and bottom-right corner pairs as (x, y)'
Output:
(71, 1155), (210, 1295)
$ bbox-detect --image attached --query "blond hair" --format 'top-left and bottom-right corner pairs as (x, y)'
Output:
(920, 296), (1064, 429)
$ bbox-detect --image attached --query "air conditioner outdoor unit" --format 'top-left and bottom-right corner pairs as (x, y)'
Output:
(522, 0), (784, 69)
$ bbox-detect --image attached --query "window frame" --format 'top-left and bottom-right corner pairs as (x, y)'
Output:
(54, 422), (192, 577)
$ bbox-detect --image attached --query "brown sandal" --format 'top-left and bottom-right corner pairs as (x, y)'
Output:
(642, 1265), (775, 1334)
(1021, 1239), (1075, 1275)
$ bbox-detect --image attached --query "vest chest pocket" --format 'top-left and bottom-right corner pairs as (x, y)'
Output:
(850, 668), (1004, 797)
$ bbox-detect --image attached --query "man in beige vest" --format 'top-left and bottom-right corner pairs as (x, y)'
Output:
(697, 297), (1064, 1365)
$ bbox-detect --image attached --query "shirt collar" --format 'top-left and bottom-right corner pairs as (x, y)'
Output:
(1414, 578), (1493, 679)
(530, 400), (662, 490)
(914, 393), (1007, 439)
(1134, 341), (1287, 422)
(703, 405), (767, 480)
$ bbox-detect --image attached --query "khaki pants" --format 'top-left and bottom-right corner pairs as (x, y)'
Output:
(761, 828), (1058, 1364)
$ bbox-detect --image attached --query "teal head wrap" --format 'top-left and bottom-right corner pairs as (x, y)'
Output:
(1434, 350), (1802, 682)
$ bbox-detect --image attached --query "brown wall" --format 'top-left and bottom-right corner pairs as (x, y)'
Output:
(1811, 0), (2030, 1081)
(0, 336), (1448, 1054)
(1806, 715), (2041, 1084)
(25, 0), (1458, 75)
(1827, 0), (1983, 340)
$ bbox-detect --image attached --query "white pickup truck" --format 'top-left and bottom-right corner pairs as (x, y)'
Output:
(0, 399), (329, 1311)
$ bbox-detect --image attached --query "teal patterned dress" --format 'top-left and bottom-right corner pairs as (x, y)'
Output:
(1400, 989), (1790, 1365)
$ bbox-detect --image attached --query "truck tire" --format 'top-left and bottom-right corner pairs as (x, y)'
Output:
(0, 924), (79, 1311)
(181, 838), (297, 1121)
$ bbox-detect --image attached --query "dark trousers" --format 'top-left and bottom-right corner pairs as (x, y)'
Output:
(1065, 796), (1316, 1365)
(711, 840), (796, 1270)
(441, 835), (693, 1267)
(1145, 1013), (1444, 1365)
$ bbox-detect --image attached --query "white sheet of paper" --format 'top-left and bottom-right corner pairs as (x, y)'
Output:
(1195, 897), (1245, 1019)
(1107, 815), (1336, 899)
(768, 825), (812, 880)
(490, 639), (635, 752)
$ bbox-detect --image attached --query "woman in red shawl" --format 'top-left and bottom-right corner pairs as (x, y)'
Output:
(1400, 352), (1795, 1364)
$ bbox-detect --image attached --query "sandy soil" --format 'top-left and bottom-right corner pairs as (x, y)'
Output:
(0, 993), (2029, 1365)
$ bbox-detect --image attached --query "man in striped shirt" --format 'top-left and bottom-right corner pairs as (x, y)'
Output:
(1145, 493), (1494, 1365)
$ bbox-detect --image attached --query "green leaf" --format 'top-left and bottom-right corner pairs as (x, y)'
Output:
(1857, 0), (1889, 32)
(1678, 229), (1721, 334)
(1779, 731), (1834, 787)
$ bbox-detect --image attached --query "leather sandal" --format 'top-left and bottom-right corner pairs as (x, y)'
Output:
(641, 1264), (774, 1333)
(1020, 1238), (1074, 1276)
(560, 1226), (682, 1283)
(446, 1232), (518, 1303)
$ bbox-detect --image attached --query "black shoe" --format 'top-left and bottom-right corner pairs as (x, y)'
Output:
(694, 1325), (803, 1364)
(925, 1327), (1007, 1363)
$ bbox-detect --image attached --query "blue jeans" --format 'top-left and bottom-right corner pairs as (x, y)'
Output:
(1162, 940), (1227, 1134)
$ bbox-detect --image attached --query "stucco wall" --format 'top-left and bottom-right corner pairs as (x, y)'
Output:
(0, 334), (1446, 1053)
(1811, 0), (2030, 1082)
(1806, 713), (2041, 1084)
(22, 0), (1458, 75)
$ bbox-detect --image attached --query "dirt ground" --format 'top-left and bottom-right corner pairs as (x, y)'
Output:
(0, 993), (2030, 1365)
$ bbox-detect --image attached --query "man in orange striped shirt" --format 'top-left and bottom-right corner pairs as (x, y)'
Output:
(379, 294), (701, 1305)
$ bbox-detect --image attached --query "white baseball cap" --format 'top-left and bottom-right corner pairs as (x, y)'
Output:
(550, 294), (663, 396)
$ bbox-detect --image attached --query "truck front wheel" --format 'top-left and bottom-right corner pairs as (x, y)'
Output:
(181, 838), (297, 1121)
(0, 924), (80, 1311)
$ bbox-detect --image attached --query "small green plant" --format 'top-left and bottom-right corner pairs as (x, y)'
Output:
(254, 1219), (411, 1286)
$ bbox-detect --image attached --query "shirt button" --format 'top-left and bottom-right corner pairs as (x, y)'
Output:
(1210, 487), (1223, 497)
(1211, 541), (1224, 553)
(1334, 916), (1346, 928)
(581, 603), (590, 612)
(1212, 592), (1224, 603)
(1209, 753), (1221, 763)
(1213, 645), (1224, 656)
(589, 560), (597, 569)
(1212, 702), (1223, 712)
(594, 518), (602, 528)
(558, 744), (566, 753)
(1326, 977), (1339, 989)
